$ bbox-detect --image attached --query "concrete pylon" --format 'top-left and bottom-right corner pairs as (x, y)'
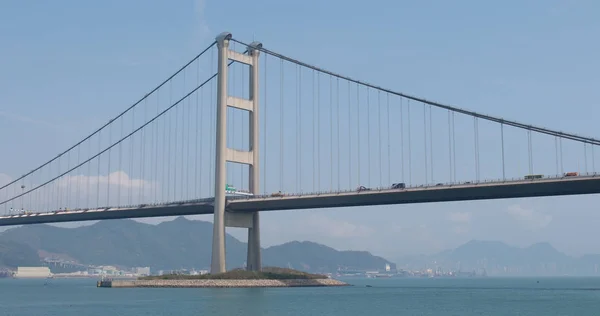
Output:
(210, 32), (231, 274)
(246, 41), (262, 272)
(210, 32), (262, 274)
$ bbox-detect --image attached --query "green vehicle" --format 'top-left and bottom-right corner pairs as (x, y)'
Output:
(524, 174), (543, 180)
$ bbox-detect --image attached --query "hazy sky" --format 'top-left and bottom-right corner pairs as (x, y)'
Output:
(1, 0), (600, 263)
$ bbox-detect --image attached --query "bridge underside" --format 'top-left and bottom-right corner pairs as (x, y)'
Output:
(231, 176), (600, 212)
(0, 202), (215, 226)
(0, 176), (599, 227)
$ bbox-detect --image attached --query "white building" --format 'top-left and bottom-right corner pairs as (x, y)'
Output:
(135, 267), (151, 276)
(14, 267), (52, 279)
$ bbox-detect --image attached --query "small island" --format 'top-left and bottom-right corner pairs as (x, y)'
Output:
(97, 267), (349, 288)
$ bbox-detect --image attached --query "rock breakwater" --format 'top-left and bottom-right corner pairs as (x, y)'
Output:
(98, 278), (348, 288)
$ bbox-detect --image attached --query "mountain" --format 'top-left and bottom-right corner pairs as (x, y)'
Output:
(396, 240), (594, 276)
(0, 217), (394, 273)
(263, 241), (392, 272)
(0, 240), (40, 268)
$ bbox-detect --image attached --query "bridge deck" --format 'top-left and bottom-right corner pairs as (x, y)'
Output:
(0, 175), (599, 226)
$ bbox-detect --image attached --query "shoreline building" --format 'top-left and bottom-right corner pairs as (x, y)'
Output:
(14, 267), (52, 279)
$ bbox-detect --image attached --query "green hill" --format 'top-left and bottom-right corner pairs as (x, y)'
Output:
(0, 239), (41, 268)
(0, 217), (394, 273)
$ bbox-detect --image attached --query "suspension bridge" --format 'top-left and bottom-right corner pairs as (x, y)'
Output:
(1, 32), (599, 273)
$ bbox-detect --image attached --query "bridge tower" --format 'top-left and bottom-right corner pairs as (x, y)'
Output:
(211, 32), (263, 274)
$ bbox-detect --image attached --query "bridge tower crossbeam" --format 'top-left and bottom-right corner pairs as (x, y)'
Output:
(211, 32), (263, 274)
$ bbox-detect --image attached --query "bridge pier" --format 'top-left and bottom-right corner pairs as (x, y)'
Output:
(211, 32), (263, 274)
(246, 212), (261, 271)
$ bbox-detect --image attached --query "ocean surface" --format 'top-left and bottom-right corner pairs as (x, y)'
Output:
(2, 277), (600, 315)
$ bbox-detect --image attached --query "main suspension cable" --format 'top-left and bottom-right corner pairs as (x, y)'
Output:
(230, 38), (600, 146)
(0, 73), (219, 207)
(0, 41), (217, 193)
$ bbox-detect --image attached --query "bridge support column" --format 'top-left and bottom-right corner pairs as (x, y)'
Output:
(211, 32), (263, 274)
(246, 41), (262, 271)
(246, 212), (261, 270)
(211, 32), (231, 274)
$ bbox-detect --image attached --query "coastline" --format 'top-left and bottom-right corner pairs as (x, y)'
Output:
(97, 278), (349, 288)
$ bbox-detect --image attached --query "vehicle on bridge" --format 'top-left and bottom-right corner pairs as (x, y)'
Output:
(565, 172), (579, 177)
(270, 191), (284, 197)
(357, 186), (371, 192)
(392, 183), (406, 189)
(524, 174), (544, 180)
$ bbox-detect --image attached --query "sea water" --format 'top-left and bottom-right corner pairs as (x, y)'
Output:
(1, 277), (600, 315)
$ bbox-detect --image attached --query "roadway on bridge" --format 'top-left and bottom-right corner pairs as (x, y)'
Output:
(0, 175), (599, 226)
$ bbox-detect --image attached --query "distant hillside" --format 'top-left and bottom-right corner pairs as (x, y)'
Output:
(264, 241), (393, 273)
(0, 217), (394, 273)
(444, 240), (572, 267)
(0, 240), (40, 268)
(396, 240), (598, 276)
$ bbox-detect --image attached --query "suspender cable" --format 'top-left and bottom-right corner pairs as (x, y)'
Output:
(280, 59), (284, 192)
(240, 58), (245, 191)
(424, 103), (428, 184)
(210, 48), (215, 196)
(593, 145), (596, 173)
(400, 97), (404, 183)
(386, 93), (391, 186)
(330, 76), (334, 191)
(87, 138), (91, 208)
(172, 80), (178, 201)
(317, 72), (321, 191)
(48, 161), (53, 211)
(161, 92), (168, 201)
(182, 69), (188, 200)
(165, 88), (171, 201)
(554, 136), (559, 176)
(299, 66), (303, 191)
(452, 112), (457, 181)
(57, 155), (61, 209)
(560, 137), (564, 174)
(263, 53), (268, 193)
(357, 83), (361, 187)
(142, 98), (149, 202)
(429, 105), (433, 183)
(337, 78), (341, 191)
(296, 64), (300, 192)
(97, 131), (102, 208)
(448, 110), (452, 182)
(527, 129), (533, 175)
(474, 117), (479, 181)
(195, 63), (200, 197)
(230, 50), (235, 188)
(312, 70), (316, 191)
(501, 123), (506, 180)
(118, 114), (123, 206)
(367, 88), (371, 187)
(348, 81), (352, 188)
(66, 151), (71, 208)
(154, 90), (160, 202)
(378, 91), (382, 187)
(407, 99), (412, 185)
(584, 143), (588, 173)
(31, 171), (36, 210)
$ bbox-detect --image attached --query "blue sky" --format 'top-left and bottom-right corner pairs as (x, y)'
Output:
(1, 0), (600, 263)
